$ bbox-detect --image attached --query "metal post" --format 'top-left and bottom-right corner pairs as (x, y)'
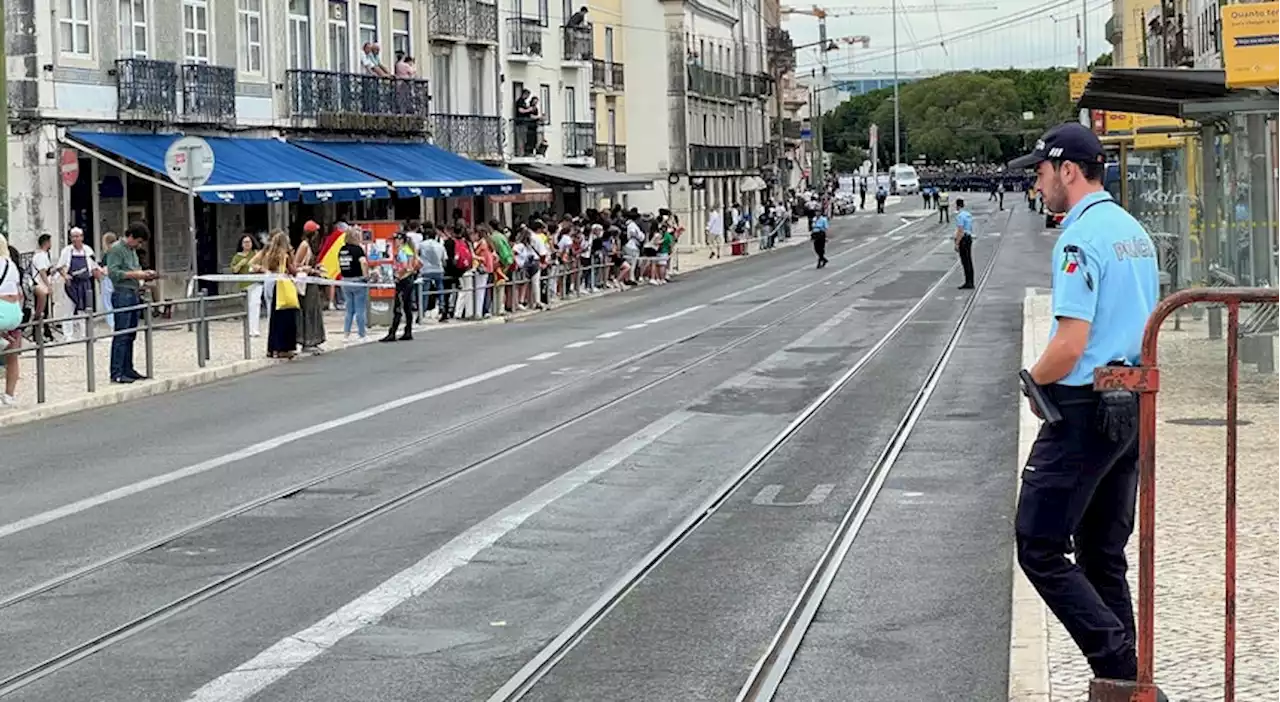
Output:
(143, 300), (155, 379)
(1224, 300), (1239, 702)
(185, 149), (199, 294)
(84, 312), (96, 394)
(242, 289), (252, 360)
(196, 291), (208, 367)
(891, 0), (900, 167)
(35, 324), (46, 404)
(0, 4), (8, 244)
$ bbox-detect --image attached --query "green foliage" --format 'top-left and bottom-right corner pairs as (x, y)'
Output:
(1091, 52), (1114, 68)
(821, 68), (1076, 168)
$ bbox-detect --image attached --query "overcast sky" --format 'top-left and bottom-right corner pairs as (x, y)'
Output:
(786, 0), (1111, 80)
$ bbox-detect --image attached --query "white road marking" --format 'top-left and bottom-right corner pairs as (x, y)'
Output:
(526, 352), (560, 361)
(596, 331), (623, 339)
(184, 411), (694, 702)
(0, 364), (527, 541)
(644, 304), (707, 324)
(564, 340), (594, 349)
(624, 323), (647, 330)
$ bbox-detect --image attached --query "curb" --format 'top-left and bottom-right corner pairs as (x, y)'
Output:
(1008, 286), (1053, 701)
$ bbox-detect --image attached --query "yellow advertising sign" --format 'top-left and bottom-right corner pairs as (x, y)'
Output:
(1069, 72), (1092, 101)
(1105, 112), (1135, 134)
(1221, 2), (1279, 88)
(1133, 114), (1187, 150)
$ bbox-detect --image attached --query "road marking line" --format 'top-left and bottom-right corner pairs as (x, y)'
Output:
(0, 364), (528, 541)
(184, 411), (694, 702)
(564, 340), (593, 349)
(644, 304), (706, 324)
(527, 352), (560, 361)
(596, 331), (623, 339)
(624, 323), (647, 330)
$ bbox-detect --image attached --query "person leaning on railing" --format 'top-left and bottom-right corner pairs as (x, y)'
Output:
(101, 222), (158, 384)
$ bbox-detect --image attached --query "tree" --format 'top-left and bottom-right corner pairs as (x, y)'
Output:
(1090, 52), (1113, 68)
(821, 68), (1076, 169)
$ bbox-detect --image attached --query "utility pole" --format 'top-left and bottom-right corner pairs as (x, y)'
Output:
(1078, 0), (1090, 126)
(813, 15), (828, 189)
(892, 0), (901, 166)
(0, 6), (8, 242)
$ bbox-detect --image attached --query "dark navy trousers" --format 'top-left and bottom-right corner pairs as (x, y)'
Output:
(1017, 383), (1140, 680)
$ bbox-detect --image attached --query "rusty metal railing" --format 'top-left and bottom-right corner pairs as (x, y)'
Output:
(1090, 286), (1279, 702)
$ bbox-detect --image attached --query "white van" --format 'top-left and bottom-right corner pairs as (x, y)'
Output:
(890, 164), (920, 195)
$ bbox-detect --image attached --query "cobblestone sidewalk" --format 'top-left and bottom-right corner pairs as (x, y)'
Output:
(1022, 293), (1279, 702)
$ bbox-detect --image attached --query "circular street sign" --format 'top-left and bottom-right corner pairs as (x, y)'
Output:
(164, 136), (215, 189)
(60, 149), (80, 187)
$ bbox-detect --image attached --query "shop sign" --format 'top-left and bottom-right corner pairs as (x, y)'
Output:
(1221, 2), (1279, 88)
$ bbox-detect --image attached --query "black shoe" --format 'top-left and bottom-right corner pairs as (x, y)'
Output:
(126, 372), (149, 381)
(379, 335), (397, 343)
(111, 376), (135, 384)
(399, 333), (413, 341)
(958, 284), (975, 290)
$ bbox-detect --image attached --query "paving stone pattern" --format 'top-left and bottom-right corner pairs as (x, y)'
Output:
(1047, 310), (1279, 702)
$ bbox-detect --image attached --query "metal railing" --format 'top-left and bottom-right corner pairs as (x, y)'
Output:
(1089, 286), (1280, 702)
(115, 58), (178, 122)
(563, 122), (595, 158)
(430, 113), (503, 160)
(0, 291), (253, 405)
(595, 143), (626, 171)
(509, 118), (543, 158)
(562, 24), (593, 62)
(743, 145), (770, 171)
(689, 144), (742, 172)
(428, 0), (499, 43)
(687, 65), (737, 100)
(739, 72), (772, 98)
(590, 59), (625, 90)
(181, 63), (236, 126)
(506, 17), (545, 57)
(286, 69), (430, 133)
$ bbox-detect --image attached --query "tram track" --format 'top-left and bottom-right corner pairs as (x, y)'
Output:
(485, 230), (1006, 702)
(0, 219), (941, 697)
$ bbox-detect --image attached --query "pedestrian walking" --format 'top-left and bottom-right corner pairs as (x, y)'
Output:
(997, 180), (1006, 210)
(953, 198), (975, 290)
(875, 185), (887, 214)
(1010, 123), (1166, 698)
(810, 210), (829, 269)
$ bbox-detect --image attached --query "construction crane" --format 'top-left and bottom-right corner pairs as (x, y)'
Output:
(782, 3), (999, 17)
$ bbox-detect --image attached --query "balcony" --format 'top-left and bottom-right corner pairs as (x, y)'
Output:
(429, 0), (499, 44)
(739, 72), (772, 99)
(563, 121), (595, 158)
(1106, 14), (1122, 43)
(430, 113), (503, 160)
(509, 118), (545, 159)
(782, 119), (803, 140)
(690, 144), (742, 172)
(506, 17), (544, 59)
(589, 59), (624, 91)
(562, 24), (593, 63)
(181, 63), (236, 126)
(687, 65), (737, 100)
(595, 143), (627, 171)
(743, 145), (770, 171)
(115, 58), (177, 122)
(782, 87), (808, 108)
(287, 69), (430, 133)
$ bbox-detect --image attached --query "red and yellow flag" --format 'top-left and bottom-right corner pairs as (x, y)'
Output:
(316, 228), (344, 279)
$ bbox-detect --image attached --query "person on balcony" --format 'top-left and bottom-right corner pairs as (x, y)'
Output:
(394, 53), (416, 79)
(567, 6), (588, 26)
(515, 89), (537, 156)
(361, 42), (391, 78)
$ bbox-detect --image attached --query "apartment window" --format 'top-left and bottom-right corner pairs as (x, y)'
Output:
(537, 0), (549, 25)
(564, 86), (576, 122)
(562, 0), (572, 24)
(539, 84), (551, 123)
(469, 52), (485, 113)
(392, 9), (411, 58)
(328, 0), (351, 72)
(433, 52), (453, 112)
(358, 3), (379, 47)
(238, 0), (264, 73)
(183, 0), (211, 64)
(60, 0), (92, 56)
(604, 27), (614, 63)
(511, 80), (525, 117)
(288, 0), (312, 69)
(699, 39), (706, 64)
(607, 107), (616, 145)
(118, 0), (148, 58)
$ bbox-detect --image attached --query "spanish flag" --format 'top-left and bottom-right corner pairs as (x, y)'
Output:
(317, 227), (345, 279)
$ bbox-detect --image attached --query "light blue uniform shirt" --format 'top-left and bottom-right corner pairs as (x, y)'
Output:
(1049, 190), (1160, 386)
(813, 215), (829, 232)
(955, 209), (974, 236)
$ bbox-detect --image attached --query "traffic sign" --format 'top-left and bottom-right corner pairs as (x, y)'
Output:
(164, 136), (215, 189)
(60, 149), (80, 187)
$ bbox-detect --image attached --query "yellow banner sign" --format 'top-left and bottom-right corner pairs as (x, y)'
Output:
(1221, 2), (1279, 88)
(1069, 71), (1092, 101)
(1105, 112), (1135, 133)
(1133, 114), (1187, 150)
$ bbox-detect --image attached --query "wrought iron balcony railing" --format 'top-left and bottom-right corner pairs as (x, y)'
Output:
(563, 121), (595, 158)
(287, 69), (430, 133)
(562, 24), (593, 62)
(782, 119), (803, 140)
(115, 58), (178, 122)
(591, 59), (607, 88)
(743, 145), (770, 171)
(430, 113), (503, 160)
(594, 143), (626, 171)
(181, 63), (236, 126)
(590, 60), (626, 90)
(429, 0), (499, 43)
(506, 17), (544, 57)
(689, 144), (742, 172)
(609, 61), (625, 90)
(739, 72), (772, 99)
(510, 117), (545, 158)
(687, 65), (737, 100)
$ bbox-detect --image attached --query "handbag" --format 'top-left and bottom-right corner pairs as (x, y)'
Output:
(275, 277), (300, 310)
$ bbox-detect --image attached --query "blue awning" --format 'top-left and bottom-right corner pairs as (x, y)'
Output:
(65, 131), (390, 204)
(293, 140), (522, 198)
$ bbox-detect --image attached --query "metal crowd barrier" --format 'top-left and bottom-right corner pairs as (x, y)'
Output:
(1090, 286), (1280, 702)
(0, 290), (252, 405)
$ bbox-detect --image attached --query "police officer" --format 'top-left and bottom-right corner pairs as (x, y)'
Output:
(952, 198), (974, 289)
(1010, 123), (1166, 696)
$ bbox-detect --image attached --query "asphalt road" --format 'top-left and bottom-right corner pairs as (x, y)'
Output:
(0, 199), (1058, 701)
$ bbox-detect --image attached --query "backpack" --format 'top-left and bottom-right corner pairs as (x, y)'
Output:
(453, 239), (473, 270)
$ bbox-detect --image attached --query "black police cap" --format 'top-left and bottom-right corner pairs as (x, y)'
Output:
(1009, 122), (1106, 170)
